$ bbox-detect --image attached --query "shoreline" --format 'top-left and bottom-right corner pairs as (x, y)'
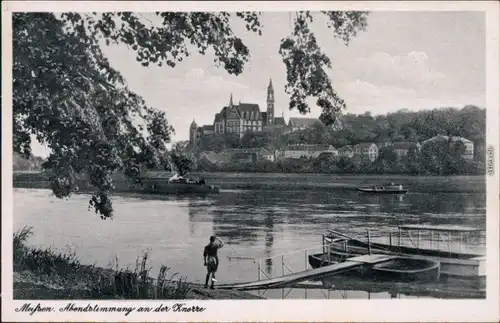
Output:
(13, 278), (264, 300)
(13, 171), (486, 193)
(13, 227), (263, 300)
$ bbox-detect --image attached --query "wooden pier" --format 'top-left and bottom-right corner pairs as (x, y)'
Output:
(218, 254), (396, 291)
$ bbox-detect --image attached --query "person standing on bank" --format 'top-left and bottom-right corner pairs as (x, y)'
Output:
(203, 236), (225, 289)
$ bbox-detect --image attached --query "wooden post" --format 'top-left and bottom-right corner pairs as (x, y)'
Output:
(281, 255), (285, 277)
(389, 232), (393, 247)
(258, 260), (261, 281)
(448, 232), (452, 255)
(367, 229), (372, 255)
(305, 250), (308, 271)
(322, 234), (325, 254)
(459, 233), (463, 254)
(398, 227), (402, 249)
(417, 230), (420, 249)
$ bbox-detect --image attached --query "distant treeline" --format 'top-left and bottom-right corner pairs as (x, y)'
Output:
(194, 105), (485, 152)
(197, 148), (484, 176)
(13, 152), (45, 171)
(194, 106), (486, 176)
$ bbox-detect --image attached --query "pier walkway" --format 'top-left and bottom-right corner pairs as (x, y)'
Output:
(218, 254), (396, 291)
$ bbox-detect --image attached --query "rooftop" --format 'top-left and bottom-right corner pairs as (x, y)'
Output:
(338, 145), (353, 152)
(286, 144), (335, 151)
(288, 117), (320, 127)
(225, 148), (273, 155)
(354, 142), (376, 149)
(422, 135), (473, 145)
(392, 142), (420, 150)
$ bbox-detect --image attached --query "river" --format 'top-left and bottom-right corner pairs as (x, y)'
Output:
(13, 174), (486, 299)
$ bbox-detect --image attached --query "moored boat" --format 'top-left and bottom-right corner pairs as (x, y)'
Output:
(140, 174), (220, 195)
(321, 225), (486, 289)
(356, 183), (408, 194)
(308, 253), (441, 283)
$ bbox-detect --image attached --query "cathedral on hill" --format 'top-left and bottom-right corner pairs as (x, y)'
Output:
(190, 78), (291, 144)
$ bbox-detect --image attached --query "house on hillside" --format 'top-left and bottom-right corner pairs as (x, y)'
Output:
(288, 117), (321, 132)
(377, 141), (393, 149)
(421, 135), (474, 160)
(353, 143), (379, 162)
(338, 145), (354, 159)
(282, 144), (337, 159)
(224, 148), (275, 163)
(199, 151), (231, 165)
(391, 142), (421, 159)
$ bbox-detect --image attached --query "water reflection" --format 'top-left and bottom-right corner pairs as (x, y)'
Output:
(264, 213), (274, 276)
(14, 184), (487, 299)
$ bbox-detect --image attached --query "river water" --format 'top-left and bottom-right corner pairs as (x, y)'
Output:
(13, 177), (486, 299)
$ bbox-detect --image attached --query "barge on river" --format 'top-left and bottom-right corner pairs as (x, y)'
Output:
(356, 183), (408, 194)
(12, 171), (220, 195)
(138, 174), (220, 195)
(311, 225), (485, 289)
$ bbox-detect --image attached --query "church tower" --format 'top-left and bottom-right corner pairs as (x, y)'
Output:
(229, 93), (234, 107)
(189, 119), (197, 144)
(267, 78), (274, 125)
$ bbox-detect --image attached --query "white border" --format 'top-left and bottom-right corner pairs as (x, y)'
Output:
(2, 1), (499, 322)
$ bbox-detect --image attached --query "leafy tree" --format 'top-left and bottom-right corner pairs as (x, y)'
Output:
(14, 11), (369, 218)
(13, 152), (45, 171)
(378, 147), (398, 163)
(240, 131), (273, 149)
(168, 143), (195, 177)
(312, 152), (337, 173)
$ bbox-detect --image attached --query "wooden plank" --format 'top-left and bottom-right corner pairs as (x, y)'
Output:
(219, 261), (364, 290)
(219, 255), (397, 291)
(348, 254), (397, 264)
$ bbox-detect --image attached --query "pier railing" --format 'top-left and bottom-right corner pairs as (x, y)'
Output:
(248, 242), (326, 299)
(251, 243), (325, 281)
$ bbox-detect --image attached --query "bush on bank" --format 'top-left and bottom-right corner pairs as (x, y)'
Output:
(13, 226), (191, 299)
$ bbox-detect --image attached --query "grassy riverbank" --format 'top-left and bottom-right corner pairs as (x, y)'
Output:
(170, 172), (487, 193)
(13, 226), (262, 300)
(13, 171), (486, 193)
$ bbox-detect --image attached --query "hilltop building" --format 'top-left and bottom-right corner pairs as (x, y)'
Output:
(189, 78), (321, 144)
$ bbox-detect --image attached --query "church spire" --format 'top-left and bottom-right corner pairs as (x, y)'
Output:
(229, 93), (234, 107)
(266, 77), (275, 125)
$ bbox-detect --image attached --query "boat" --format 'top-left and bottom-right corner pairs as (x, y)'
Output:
(12, 171), (221, 195)
(140, 174), (220, 195)
(308, 253), (440, 283)
(356, 183), (408, 194)
(319, 225), (486, 289)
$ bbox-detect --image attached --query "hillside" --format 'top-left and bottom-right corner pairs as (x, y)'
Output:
(192, 106), (486, 154)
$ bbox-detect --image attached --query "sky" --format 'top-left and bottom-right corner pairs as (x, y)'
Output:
(30, 11), (485, 156)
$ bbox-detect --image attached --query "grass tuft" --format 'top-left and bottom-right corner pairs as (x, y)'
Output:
(13, 227), (191, 299)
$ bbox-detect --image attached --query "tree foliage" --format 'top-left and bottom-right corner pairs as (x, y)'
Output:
(13, 11), (369, 218)
(168, 143), (195, 177)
